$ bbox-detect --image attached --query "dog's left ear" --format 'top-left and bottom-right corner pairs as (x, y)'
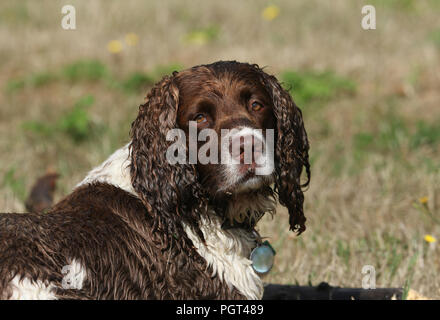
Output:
(258, 68), (311, 235)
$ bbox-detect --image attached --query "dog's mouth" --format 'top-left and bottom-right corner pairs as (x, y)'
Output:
(234, 173), (274, 194)
(219, 171), (274, 196)
(219, 127), (275, 194)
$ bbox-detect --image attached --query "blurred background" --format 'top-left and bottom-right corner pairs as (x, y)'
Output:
(0, 0), (439, 298)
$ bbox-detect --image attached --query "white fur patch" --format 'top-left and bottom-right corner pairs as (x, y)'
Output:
(7, 259), (88, 300)
(184, 214), (264, 300)
(76, 143), (136, 196)
(8, 276), (57, 300)
(61, 259), (87, 290)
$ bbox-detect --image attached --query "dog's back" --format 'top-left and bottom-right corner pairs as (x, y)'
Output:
(0, 182), (243, 299)
(0, 183), (147, 299)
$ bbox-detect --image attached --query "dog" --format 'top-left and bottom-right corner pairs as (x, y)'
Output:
(0, 61), (310, 299)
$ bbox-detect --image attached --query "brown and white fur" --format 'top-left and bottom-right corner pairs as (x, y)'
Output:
(0, 61), (310, 300)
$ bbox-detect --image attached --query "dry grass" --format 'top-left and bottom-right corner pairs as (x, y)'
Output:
(1, 0), (439, 299)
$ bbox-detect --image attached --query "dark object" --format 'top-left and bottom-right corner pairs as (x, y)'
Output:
(263, 282), (403, 300)
(25, 171), (59, 213)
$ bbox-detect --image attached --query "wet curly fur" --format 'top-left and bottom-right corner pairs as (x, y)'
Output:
(130, 61), (310, 239)
(0, 61), (309, 300)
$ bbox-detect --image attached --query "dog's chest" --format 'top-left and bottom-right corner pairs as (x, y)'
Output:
(184, 215), (264, 300)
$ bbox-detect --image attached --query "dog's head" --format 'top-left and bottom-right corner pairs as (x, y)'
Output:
(130, 61), (310, 240)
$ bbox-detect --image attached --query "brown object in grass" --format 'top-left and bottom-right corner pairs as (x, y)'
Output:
(25, 170), (59, 213)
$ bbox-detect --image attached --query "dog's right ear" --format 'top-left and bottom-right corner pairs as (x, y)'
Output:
(129, 73), (207, 242)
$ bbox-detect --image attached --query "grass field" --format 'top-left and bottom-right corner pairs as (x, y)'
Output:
(1, 0), (439, 299)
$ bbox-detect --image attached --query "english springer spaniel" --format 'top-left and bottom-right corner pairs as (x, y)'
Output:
(0, 61), (310, 300)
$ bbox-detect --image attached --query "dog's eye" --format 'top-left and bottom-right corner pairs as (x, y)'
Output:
(194, 114), (207, 123)
(251, 101), (263, 112)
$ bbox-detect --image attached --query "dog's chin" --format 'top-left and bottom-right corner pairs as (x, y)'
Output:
(221, 169), (274, 195)
(233, 176), (268, 194)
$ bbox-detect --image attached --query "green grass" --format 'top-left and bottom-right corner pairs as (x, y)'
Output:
(370, 0), (415, 11)
(152, 63), (184, 78)
(336, 240), (351, 266)
(402, 251), (419, 300)
(411, 121), (440, 149)
(5, 72), (57, 93)
(0, 3), (30, 24)
(5, 78), (25, 93)
(387, 244), (403, 282)
(5, 61), (107, 93)
(281, 70), (356, 107)
(121, 63), (184, 92)
(353, 118), (440, 153)
(62, 60), (109, 82)
(22, 95), (97, 144)
(352, 107), (440, 172)
(184, 26), (220, 45)
(5, 60), (184, 94)
(122, 72), (155, 92)
(429, 29), (440, 48)
(29, 72), (57, 87)
(2, 167), (26, 202)
(58, 95), (96, 143)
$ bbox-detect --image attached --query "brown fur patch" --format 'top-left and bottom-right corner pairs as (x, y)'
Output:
(0, 183), (244, 299)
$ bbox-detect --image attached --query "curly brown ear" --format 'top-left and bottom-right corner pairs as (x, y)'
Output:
(129, 73), (207, 243)
(258, 68), (310, 235)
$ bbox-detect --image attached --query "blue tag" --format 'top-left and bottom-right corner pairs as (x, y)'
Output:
(250, 241), (276, 274)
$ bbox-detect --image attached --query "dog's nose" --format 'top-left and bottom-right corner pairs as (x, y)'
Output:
(230, 133), (263, 166)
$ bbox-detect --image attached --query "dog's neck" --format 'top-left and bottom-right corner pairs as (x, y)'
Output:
(210, 191), (275, 231)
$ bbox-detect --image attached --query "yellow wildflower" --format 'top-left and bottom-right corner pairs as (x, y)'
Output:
(419, 196), (428, 205)
(125, 33), (139, 46)
(107, 40), (123, 54)
(262, 5), (280, 21)
(424, 234), (436, 243)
